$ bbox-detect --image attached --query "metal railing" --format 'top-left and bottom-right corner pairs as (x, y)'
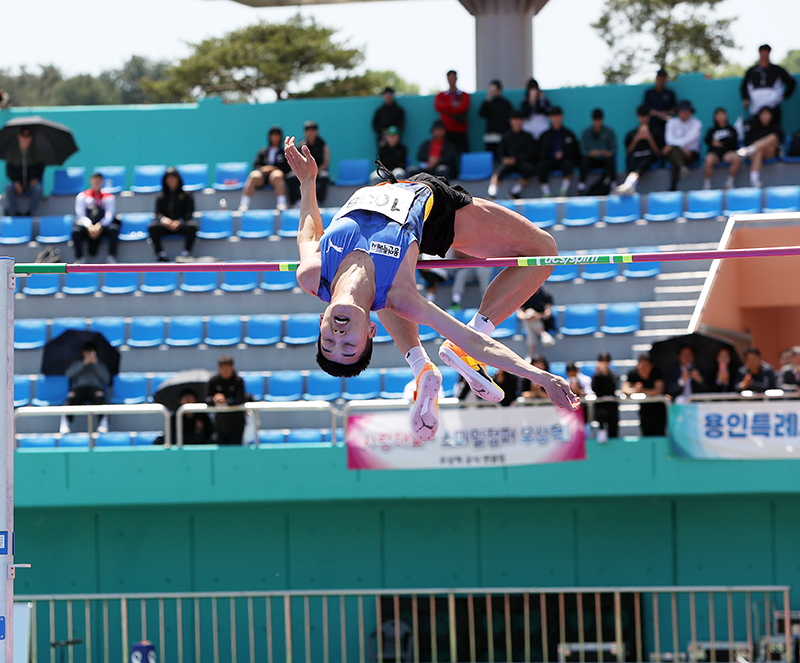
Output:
(18, 585), (793, 663)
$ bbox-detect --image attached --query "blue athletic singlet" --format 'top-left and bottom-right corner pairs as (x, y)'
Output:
(318, 181), (434, 310)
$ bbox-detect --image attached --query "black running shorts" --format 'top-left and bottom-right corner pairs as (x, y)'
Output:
(406, 173), (473, 258)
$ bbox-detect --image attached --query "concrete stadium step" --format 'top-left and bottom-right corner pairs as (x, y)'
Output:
(642, 313), (693, 330)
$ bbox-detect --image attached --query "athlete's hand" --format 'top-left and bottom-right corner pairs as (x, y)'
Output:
(284, 136), (318, 184)
(543, 373), (581, 411)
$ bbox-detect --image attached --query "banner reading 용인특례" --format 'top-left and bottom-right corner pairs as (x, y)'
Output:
(346, 405), (586, 470)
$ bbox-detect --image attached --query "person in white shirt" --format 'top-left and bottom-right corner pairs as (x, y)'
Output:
(566, 362), (594, 398)
(71, 171), (120, 263)
(662, 100), (702, 191)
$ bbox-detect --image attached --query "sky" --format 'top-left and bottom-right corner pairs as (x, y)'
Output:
(2, 0), (799, 96)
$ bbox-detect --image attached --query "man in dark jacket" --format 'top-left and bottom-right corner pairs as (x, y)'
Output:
(206, 356), (247, 445)
(148, 167), (197, 262)
(487, 110), (537, 199)
(537, 107), (580, 197)
(239, 126), (290, 212)
(407, 120), (459, 180)
(578, 108), (617, 194)
(372, 87), (406, 147)
(703, 107), (741, 190)
(741, 44), (796, 129)
(479, 79), (513, 158)
(4, 127), (44, 216)
(60, 342), (111, 435)
(287, 121), (330, 206)
(372, 126), (407, 183)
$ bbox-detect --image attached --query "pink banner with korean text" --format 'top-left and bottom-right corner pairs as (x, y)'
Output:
(346, 404), (586, 470)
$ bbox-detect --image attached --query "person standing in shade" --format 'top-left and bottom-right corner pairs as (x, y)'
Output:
(662, 100), (702, 191)
(741, 44), (796, 130)
(643, 68), (677, 147)
(479, 79), (513, 159)
(72, 171), (120, 264)
(702, 107), (741, 190)
(206, 356), (247, 445)
(622, 353), (666, 436)
(434, 70), (470, 156)
(3, 126), (44, 216)
(148, 167), (198, 262)
(591, 352), (619, 441)
(60, 342), (111, 435)
(372, 87), (406, 147)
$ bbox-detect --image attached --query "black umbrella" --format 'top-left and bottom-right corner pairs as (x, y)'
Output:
(41, 330), (120, 377)
(650, 332), (742, 384)
(0, 116), (79, 166)
(153, 369), (212, 412)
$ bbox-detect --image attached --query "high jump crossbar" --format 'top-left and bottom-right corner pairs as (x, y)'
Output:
(12, 245), (800, 274)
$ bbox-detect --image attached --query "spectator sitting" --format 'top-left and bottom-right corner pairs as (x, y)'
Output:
(666, 344), (708, 403)
(741, 44), (796, 130)
(59, 342), (111, 435)
(206, 355), (247, 445)
(617, 105), (662, 196)
(662, 100), (702, 191)
(4, 126), (44, 216)
(643, 68), (677, 146)
(517, 285), (556, 356)
(737, 347), (777, 392)
(148, 167), (198, 262)
(519, 355), (550, 399)
(621, 353), (666, 436)
(486, 109), (537, 200)
(370, 126), (407, 184)
(239, 126), (290, 212)
(779, 346), (800, 391)
(591, 351), (619, 441)
(737, 106), (783, 188)
(710, 346), (738, 393)
(407, 120), (459, 180)
(703, 107), (741, 190)
(448, 249), (492, 310)
(287, 121), (330, 206)
(537, 106), (580, 197)
(171, 389), (214, 446)
(520, 78), (552, 140)
(578, 107), (617, 195)
(372, 86), (406, 147)
(72, 171), (120, 264)
(566, 362), (593, 398)
(479, 79), (513, 158)
(434, 69), (470, 154)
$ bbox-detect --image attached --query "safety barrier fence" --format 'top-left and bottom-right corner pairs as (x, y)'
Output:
(16, 585), (793, 663)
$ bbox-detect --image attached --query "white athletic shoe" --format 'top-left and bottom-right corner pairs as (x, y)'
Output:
(438, 339), (504, 403)
(96, 416), (109, 434)
(410, 362), (442, 442)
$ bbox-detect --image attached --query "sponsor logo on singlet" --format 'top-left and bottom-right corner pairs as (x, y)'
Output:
(369, 241), (401, 259)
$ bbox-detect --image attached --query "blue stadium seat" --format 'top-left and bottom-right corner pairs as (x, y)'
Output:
(258, 430), (286, 445)
(259, 270), (297, 291)
(336, 158), (371, 186)
(440, 366), (459, 396)
(763, 185), (800, 213)
(240, 372), (265, 400)
(684, 190), (723, 220)
(204, 315), (242, 346)
(14, 319), (47, 350)
(141, 271), (178, 293)
(127, 316), (165, 347)
(724, 187), (762, 215)
(134, 431), (161, 446)
(491, 316), (518, 339)
(51, 317), (86, 338)
(547, 258), (579, 282)
(59, 433), (90, 448)
(370, 315), (393, 344)
(522, 200), (557, 229)
(265, 372), (304, 402)
(559, 304), (600, 335)
(644, 191), (683, 221)
(18, 435), (57, 449)
(244, 315), (282, 346)
(549, 361), (567, 379)
(237, 210), (275, 239)
(14, 375), (32, 407)
(95, 432), (133, 447)
(165, 316), (203, 346)
(180, 270), (218, 292)
(603, 194), (641, 224)
(130, 165), (166, 193)
(343, 372), (381, 400)
(418, 325), (439, 342)
(101, 272), (138, 294)
(287, 428), (325, 444)
(62, 272), (99, 295)
(601, 302), (641, 334)
(21, 273), (60, 296)
(581, 258), (618, 281)
(118, 213), (153, 241)
(782, 136), (800, 163)
(176, 163), (209, 191)
(149, 372), (173, 394)
(51, 167), (86, 196)
(380, 368), (408, 399)
(90, 317), (126, 347)
(304, 372), (343, 401)
(197, 210), (233, 239)
(277, 209), (301, 237)
(622, 247), (661, 278)
(213, 162), (248, 190)
(220, 269), (259, 292)
(563, 198), (600, 227)
(31, 375), (69, 406)
(93, 165), (126, 193)
(35, 214), (73, 243)
(459, 151), (494, 181)
(283, 313), (320, 345)
(111, 373), (149, 404)
(0, 216), (33, 244)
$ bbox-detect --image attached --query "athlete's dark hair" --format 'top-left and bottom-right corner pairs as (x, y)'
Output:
(316, 335), (373, 378)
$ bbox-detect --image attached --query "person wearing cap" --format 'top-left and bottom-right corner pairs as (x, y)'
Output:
(642, 68), (677, 146)
(578, 108), (617, 194)
(737, 105), (784, 188)
(662, 100), (702, 191)
(287, 121), (330, 207)
(702, 107), (741, 190)
(372, 87), (406, 147)
(371, 126), (407, 184)
(486, 109), (537, 200)
(3, 127), (44, 216)
(537, 106), (580, 197)
(148, 167), (198, 262)
(434, 70), (470, 154)
(479, 79), (513, 159)
(407, 120), (459, 180)
(72, 171), (120, 264)
(741, 44), (796, 129)
(239, 126), (290, 212)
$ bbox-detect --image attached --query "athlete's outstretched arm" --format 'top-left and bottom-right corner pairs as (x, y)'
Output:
(285, 136), (323, 260)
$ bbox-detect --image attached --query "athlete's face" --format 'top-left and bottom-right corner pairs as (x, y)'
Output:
(318, 305), (376, 364)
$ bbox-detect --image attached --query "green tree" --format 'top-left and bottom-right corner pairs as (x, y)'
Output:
(780, 50), (800, 75)
(291, 70), (420, 99)
(592, 0), (735, 84)
(0, 65), (63, 106)
(143, 15), (364, 102)
(51, 75), (122, 106)
(100, 56), (173, 104)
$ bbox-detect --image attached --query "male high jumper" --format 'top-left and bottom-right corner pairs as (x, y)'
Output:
(284, 136), (579, 441)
